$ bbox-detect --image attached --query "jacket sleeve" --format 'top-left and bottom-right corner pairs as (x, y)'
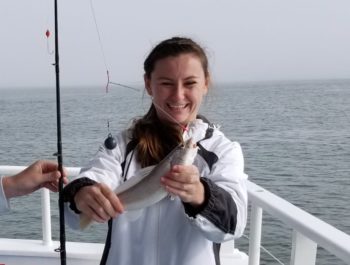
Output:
(184, 139), (248, 243)
(64, 138), (125, 230)
(0, 176), (10, 214)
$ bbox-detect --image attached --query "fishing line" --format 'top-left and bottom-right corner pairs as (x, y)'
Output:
(108, 82), (141, 92)
(45, 2), (54, 55)
(88, 0), (187, 148)
(242, 234), (285, 265)
(88, 0), (118, 149)
(108, 82), (188, 132)
(89, 0), (109, 90)
(45, 30), (54, 55)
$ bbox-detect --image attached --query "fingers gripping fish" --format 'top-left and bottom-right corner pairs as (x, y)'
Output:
(80, 138), (198, 229)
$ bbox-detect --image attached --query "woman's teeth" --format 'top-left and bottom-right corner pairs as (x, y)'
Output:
(168, 104), (186, 109)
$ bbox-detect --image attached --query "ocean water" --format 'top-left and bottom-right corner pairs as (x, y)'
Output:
(0, 79), (349, 265)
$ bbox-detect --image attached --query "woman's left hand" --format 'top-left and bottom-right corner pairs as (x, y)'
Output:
(161, 164), (205, 207)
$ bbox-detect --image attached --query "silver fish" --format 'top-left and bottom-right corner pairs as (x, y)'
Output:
(80, 138), (198, 229)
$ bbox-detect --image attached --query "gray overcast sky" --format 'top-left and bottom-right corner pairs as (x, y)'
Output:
(1, 0), (350, 88)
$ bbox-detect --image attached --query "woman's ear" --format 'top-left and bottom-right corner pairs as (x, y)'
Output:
(203, 75), (210, 95)
(144, 74), (152, 96)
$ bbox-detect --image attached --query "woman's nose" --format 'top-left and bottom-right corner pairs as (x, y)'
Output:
(172, 83), (185, 99)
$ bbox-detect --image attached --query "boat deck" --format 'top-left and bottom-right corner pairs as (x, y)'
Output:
(0, 238), (248, 265)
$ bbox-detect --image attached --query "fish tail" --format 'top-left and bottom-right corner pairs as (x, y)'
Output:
(79, 214), (93, 230)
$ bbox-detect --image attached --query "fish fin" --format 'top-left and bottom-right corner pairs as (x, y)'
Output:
(114, 165), (155, 194)
(79, 213), (93, 230)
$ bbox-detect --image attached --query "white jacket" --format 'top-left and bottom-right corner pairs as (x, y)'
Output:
(64, 118), (248, 265)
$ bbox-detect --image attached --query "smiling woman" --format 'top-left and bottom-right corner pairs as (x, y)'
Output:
(62, 36), (248, 265)
(144, 52), (209, 126)
(140, 37), (211, 165)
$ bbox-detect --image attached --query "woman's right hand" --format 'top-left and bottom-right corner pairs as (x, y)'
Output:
(75, 183), (124, 223)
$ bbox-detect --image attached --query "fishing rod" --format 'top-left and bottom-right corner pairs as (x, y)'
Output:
(53, 0), (67, 264)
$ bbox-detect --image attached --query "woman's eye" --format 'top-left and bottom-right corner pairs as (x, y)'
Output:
(185, 81), (196, 87)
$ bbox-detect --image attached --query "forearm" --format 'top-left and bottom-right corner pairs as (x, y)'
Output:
(63, 177), (98, 230)
(184, 177), (245, 242)
(63, 177), (97, 214)
(1, 175), (21, 199)
(0, 176), (10, 213)
(183, 141), (248, 242)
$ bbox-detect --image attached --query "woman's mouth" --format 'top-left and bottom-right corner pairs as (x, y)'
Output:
(167, 103), (188, 110)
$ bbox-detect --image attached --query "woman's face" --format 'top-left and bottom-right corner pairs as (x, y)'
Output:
(145, 53), (209, 126)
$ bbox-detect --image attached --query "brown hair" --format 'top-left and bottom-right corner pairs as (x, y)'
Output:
(132, 37), (209, 167)
(144, 36), (209, 79)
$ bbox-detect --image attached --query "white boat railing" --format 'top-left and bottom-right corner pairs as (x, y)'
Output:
(247, 181), (350, 265)
(1, 165), (350, 265)
(0, 166), (80, 246)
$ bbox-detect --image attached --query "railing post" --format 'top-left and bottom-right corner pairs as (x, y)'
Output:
(248, 204), (263, 265)
(41, 188), (52, 246)
(290, 230), (317, 265)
